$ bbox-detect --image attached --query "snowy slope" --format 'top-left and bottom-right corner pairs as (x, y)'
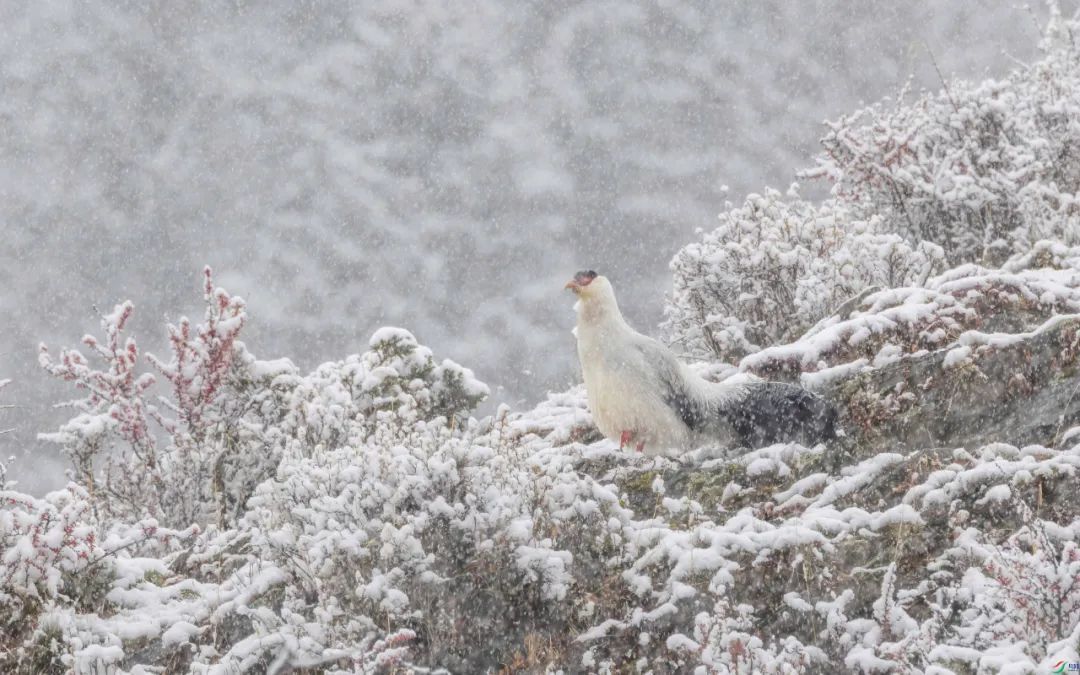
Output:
(3, 244), (1079, 673)
(4, 9), (1080, 674)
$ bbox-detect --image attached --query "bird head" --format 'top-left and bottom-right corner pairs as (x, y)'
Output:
(566, 270), (623, 324)
(565, 270), (599, 296)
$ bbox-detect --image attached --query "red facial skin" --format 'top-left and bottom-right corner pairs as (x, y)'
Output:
(565, 271), (597, 292)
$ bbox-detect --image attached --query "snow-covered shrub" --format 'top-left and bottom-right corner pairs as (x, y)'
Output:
(813, 511), (1080, 673)
(282, 326), (490, 443)
(39, 268), (491, 534)
(666, 11), (1080, 362)
(24, 267), (502, 671)
(36, 341), (557, 671)
(564, 430), (1080, 672)
(804, 6), (1080, 266)
(7, 248), (1080, 671)
(959, 519), (1080, 662)
(38, 268), (265, 528)
(0, 467), (202, 673)
(738, 239), (1080, 385)
(38, 300), (158, 517)
(0, 481), (96, 613)
(664, 188), (944, 361)
(237, 415), (575, 670)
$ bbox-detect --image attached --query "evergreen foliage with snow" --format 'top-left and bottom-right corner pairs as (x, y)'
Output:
(3, 10), (1080, 675)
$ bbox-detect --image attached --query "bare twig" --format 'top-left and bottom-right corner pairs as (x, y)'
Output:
(801, 285), (882, 340)
(923, 40), (959, 114)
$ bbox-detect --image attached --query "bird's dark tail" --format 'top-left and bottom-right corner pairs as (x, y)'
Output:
(724, 381), (838, 448)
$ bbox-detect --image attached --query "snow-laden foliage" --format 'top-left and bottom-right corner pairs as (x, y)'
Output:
(4, 11), (1080, 674)
(0, 465), (198, 673)
(664, 188), (945, 361)
(3, 247), (1080, 671)
(1, 479), (95, 609)
(37, 269), (490, 532)
(738, 239), (1080, 385)
(1, 3), (1049, 493)
(667, 9), (1080, 361)
(9, 272), (493, 672)
(805, 5), (1080, 266)
(38, 269), (259, 529)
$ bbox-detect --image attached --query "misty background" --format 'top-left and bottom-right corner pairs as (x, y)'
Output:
(0, 1), (1052, 494)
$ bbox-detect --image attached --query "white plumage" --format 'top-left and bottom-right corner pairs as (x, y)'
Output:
(566, 271), (836, 455)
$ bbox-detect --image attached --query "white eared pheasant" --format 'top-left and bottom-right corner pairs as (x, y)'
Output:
(566, 270), (837, 454)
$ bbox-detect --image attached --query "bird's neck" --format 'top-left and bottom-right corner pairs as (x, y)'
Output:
(576, 292), (631, 337)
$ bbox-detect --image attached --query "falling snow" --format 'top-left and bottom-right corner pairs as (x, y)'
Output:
(3, 2), (1080, 674)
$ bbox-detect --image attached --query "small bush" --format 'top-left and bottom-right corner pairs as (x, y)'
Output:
(664, 188), (943, 361)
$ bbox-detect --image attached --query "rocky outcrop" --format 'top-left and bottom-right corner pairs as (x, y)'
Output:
(553, 248), (1080, 671)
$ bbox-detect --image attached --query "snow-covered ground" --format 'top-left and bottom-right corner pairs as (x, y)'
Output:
(4, 7), (1080, 675)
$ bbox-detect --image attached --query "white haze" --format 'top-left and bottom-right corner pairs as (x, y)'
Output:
(0, 1), (1052, 493)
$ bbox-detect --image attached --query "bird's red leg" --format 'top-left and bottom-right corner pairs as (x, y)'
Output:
(619, 430), (632, 449)
(635, 441), (645, 453)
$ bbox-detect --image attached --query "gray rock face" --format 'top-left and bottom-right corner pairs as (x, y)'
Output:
(832, 316), (1080, 453)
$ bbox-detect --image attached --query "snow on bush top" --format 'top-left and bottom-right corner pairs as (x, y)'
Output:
(664, 188), (945, 362)
(667, 6), (1080, 363)
(804, 6), (1080, 266)
(736, 240), (1080, 379)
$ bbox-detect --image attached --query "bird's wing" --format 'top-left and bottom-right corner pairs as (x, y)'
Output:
(630, 335), (707, 431)
(627, 334), (838, 446)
